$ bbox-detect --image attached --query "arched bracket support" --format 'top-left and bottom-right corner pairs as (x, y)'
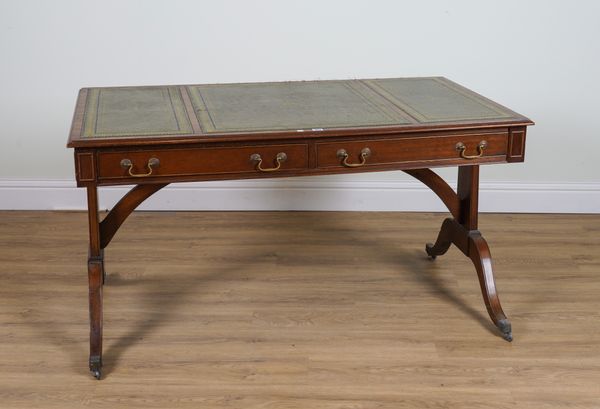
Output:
(403, 168), (460, 219)
(404, 166), (512, 342)
(99, 183), (169, 249)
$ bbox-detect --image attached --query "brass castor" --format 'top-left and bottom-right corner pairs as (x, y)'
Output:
(498, 319), (513, 342)
(89, 356), (102, 380)
(425, 243), (437, 259)
(92, 369), (102, 380)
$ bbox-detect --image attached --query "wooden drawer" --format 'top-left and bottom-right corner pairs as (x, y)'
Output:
(316, 131), (508, 169)
(97, 143), (309, 181)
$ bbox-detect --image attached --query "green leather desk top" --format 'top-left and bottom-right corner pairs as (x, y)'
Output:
(69, 77), (531, 146)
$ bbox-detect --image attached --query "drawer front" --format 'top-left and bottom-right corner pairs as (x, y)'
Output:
(316, 132), (508, 169)
(97, 143), (309, 180)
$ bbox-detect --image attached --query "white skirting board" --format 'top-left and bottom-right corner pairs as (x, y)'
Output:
(0, 179), (599, 213)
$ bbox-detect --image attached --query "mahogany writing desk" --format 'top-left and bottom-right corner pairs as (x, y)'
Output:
(67, 77), (533, 379)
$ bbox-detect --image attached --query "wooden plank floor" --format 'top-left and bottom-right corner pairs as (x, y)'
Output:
(1, 211), (599, 408)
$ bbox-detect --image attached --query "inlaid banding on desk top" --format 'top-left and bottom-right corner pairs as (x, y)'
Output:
(77, 78), (526, 139)
(82, 87), (192, 137)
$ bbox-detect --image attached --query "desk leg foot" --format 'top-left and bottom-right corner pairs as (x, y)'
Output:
(88, 258), (104, 379)
(425, 218), (455, 259)
(468, 231), (512, 342)
(498, 319), (513, 342)
(89, 356), (102, 380)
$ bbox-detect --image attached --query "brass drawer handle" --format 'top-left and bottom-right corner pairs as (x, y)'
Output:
(456, 141), (487, 159)
(120, 157), (160, 177)
(250, 152), (287, 172)
(337, 147), (371, 168)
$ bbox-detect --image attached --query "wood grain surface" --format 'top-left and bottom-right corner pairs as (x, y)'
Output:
(1, 211), (599, 408)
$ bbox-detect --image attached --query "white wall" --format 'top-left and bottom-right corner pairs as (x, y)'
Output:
(1, 0), (599, 211)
